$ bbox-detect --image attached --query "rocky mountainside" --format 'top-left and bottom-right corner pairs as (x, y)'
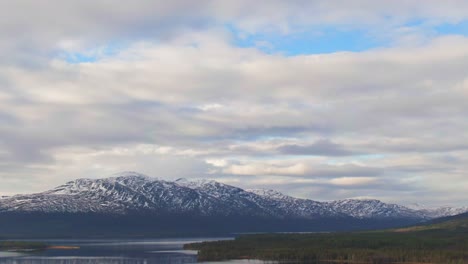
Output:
(0, 172), (465, 221)
(406, 203), (468, 219)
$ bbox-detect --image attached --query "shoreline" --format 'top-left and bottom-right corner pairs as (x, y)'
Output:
(0, 241), (48, 252)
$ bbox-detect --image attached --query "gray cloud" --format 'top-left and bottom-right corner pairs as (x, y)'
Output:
(2, 0), (468, 67)
(277, 139), (358, 156)
(0, 1), (467, 207)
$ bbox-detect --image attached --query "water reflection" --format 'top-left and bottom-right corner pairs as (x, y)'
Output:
(0, 238), (235, 264)
(0, 252), (25, 258)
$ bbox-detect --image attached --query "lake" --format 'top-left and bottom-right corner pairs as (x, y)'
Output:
(0, 238), (271, 264)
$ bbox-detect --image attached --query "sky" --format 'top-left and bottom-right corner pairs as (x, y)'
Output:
(1, 1), (468, 207)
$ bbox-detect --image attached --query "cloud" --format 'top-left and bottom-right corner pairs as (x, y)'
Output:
(329, 177), (378, 186)
(277, 139), (357, 156)
(3, 1), (468, 67)
(1, 35), (468, 206)
(198, 103), (224, 111)
(223, 163), (309, 176)
(0, 1), (467, 207)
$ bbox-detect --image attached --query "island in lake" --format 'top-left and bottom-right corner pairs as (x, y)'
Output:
(0, 241), (47, 252)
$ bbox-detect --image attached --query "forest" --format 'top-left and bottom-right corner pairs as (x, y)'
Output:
(185, 214), (468, 263)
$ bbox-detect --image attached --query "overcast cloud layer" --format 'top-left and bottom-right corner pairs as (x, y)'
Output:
(1, 1), (468, 207)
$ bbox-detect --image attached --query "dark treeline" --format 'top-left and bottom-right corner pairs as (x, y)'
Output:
(0, 212), (418, 238)
(185, 228), (468, 263)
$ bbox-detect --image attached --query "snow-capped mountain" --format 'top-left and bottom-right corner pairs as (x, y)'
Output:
(327, 199), (421, 219)
(406, 203), (468, 219)
(0, 172), (465, 221)
(422, 206), (468, 218)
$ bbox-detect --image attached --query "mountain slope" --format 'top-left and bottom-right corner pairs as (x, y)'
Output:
(327, 199), (421, 219)
(0, 172), (466, 237)
(0, 172), (263, 217)
(395, 211), (468, 232)
(1, 171), (465, 220)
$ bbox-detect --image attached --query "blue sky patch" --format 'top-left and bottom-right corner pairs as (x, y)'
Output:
(63, 52), (99, 63)
(226, 24), (383, 55)
(59, 42), (129, 64)
(435, 21), (468, 36)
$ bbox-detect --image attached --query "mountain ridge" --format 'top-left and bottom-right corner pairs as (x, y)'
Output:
(1, 171), (466, 238)
(1, 171), (465, 220)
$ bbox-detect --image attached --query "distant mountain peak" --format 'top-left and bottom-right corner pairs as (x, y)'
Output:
(247, 188), (291, 200)
(110, 171), (156, 180)
(175, 177), (220, 188)
(338, 198), (382, 203)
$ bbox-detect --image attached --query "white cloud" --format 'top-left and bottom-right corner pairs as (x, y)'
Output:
(329, 177), (378, 186)
(224, 163), (309, 176)
(198, 103), (224, 111)
(0, 1), (467, 206)
(205, 159), (228, 167)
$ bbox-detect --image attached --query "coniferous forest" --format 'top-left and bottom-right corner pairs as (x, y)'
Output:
(185, 214), (468, 263)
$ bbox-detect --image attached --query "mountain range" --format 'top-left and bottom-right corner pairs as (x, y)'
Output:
(0, 171), (466, 238)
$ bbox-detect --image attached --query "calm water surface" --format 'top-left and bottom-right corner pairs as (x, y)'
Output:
(0, 238), (271, 264)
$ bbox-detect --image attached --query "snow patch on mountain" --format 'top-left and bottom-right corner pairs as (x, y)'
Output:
(0, 172), (465, 221)
(247, 189), (291, 201)
(327, 199), (420, 219)
(405, 203), (468, 218)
